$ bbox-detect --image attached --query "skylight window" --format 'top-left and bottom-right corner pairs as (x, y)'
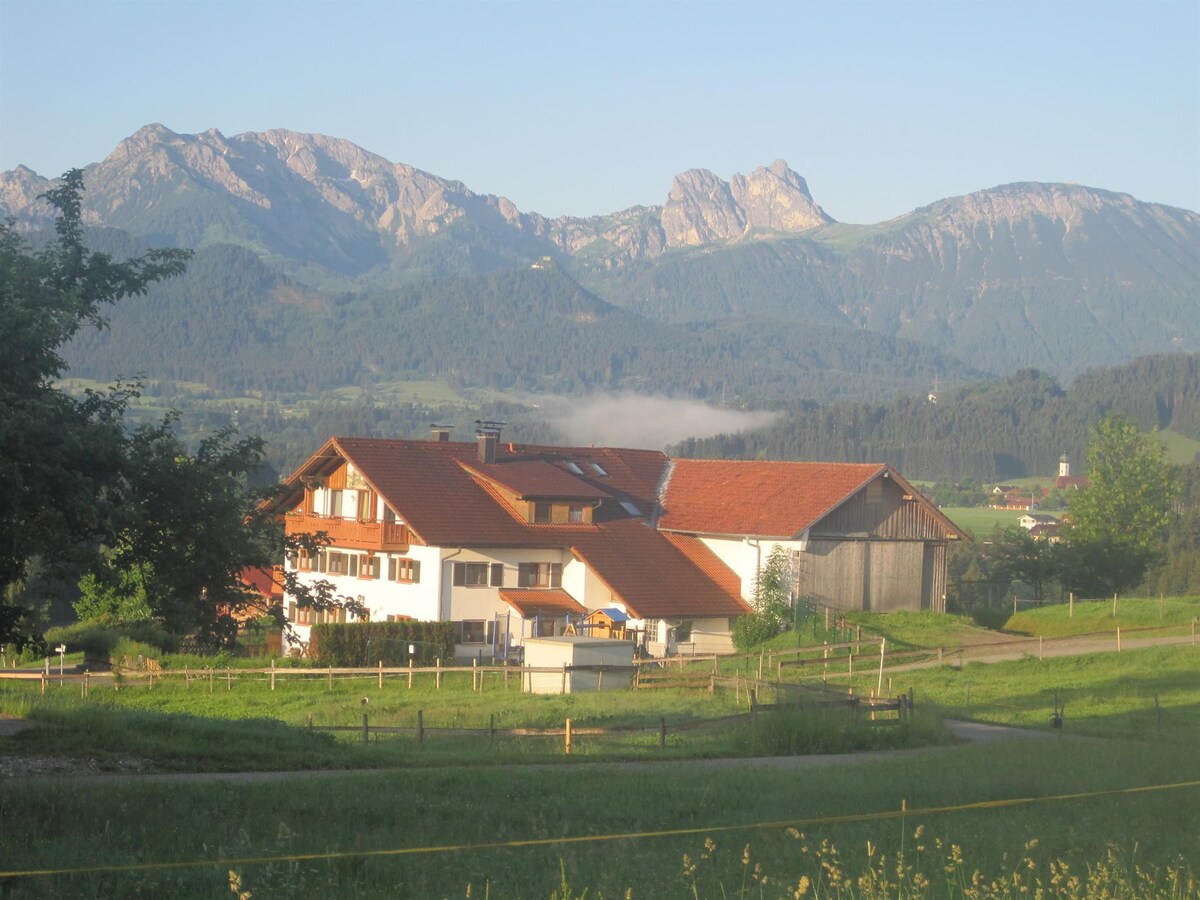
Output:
(564, 462), (584, 475)
(619, 500), (642, 516)
(589, 463), (608, 476)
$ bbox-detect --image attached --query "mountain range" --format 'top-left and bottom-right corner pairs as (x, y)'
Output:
(3, 124), (1198, 401)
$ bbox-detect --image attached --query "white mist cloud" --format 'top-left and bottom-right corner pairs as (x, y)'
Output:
(537, 393), (777, 450)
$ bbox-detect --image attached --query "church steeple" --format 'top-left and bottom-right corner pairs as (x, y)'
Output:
(1058, 454), (1070, 478)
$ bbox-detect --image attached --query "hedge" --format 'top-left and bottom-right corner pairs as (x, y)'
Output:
(309, 621), (456, 666)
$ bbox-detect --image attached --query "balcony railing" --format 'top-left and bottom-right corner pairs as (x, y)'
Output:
(285, 513), (410, 552)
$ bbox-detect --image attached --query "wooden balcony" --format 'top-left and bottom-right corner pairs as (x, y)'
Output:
(285, 513), (411, 552)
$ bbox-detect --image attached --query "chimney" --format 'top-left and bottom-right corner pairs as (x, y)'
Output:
(430, 424), (453, 443)
(474, 420), (505, 464)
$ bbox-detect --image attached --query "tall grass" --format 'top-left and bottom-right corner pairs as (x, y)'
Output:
(1, 739), (1196, 898)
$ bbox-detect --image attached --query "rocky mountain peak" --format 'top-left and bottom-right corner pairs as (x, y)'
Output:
(661, 160), (833, 248)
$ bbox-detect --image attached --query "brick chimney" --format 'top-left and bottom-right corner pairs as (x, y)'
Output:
(475, 421), (505, 464)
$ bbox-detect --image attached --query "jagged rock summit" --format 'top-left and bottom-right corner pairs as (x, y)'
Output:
(0, 125), (835, 268)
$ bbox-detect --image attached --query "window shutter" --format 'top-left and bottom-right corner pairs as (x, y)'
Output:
(550, 563), (563, 589)
(412, 560), (421, 583)
(453, 562), (465, 586)
(490, 563), (504, 586)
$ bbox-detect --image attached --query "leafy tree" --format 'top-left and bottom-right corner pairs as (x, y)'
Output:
(732, 546), (793, 650)
(0, 170), (189, 641)
(1062, 415), (1178, 596)
(991, 526), (1059, 605)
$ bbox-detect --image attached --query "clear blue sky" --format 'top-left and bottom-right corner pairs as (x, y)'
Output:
(1, 0), (1197, 223)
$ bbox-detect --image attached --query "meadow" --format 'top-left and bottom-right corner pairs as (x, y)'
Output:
(3, 599), (1200, 896)
(1, 738), (1196, 898)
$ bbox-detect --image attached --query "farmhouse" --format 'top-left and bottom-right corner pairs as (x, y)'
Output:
(269, 431), (963, 658)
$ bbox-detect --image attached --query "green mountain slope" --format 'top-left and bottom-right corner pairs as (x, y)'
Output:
(672, 354), (1200, 480)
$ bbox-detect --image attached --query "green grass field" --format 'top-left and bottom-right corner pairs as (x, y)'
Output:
(938, 505), (1025, 537)
(1004, 595), (1200, 637)
(5, 609), (1200, 896)
(0, 738), (1196, 898)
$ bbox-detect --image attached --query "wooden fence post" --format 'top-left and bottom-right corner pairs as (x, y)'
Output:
(227, 670), (232, 691)
(1117, 627), (1122, 653)
(660, 717), (666, 749)
(436, 658), (441, 690)
(307, 712), (312, 729)
(40, 672), (45, 696)
(85, 672), (91, 697)
(561, 663), (567, 695)
(209, 669), (214, 693)
(408, 658), (414, 689)
(378, 660), (383, 690)
(876, 638), (885, 697)
(1039, 637), (1043, 661)
(1069, 592), (1074, 618)
(564, 718), (572, 755)
(848, 652), (853, 679)
(327, 664), (333, 691)
(271, 659), (276, 692)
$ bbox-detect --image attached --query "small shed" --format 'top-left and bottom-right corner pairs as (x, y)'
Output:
(522, 636), (635, 694)
(581, 607), (629, 639)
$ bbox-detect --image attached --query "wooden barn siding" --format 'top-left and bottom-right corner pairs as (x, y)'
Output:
(814, 479), (950, 541)
(800, 539), (947, 613)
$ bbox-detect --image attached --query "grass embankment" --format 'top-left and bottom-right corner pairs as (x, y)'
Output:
(0, 739), (1196, 898)
(1004, 595), (1200, 637)
(0, 667), (942, 771)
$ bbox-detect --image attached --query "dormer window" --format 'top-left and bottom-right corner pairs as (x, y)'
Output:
(532, 501), (590, 524)
(589, 463), (608, 476)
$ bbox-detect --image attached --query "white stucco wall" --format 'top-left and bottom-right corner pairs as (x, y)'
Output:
(697, 536), (807, 601)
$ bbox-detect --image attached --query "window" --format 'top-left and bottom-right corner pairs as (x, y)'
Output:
(359, 554), (381, 580)
(564, 461), (584, 475)
(453, 562), (502, 587)
(533, 502), (589, 524)
(619, 500), (642, 516)
(518, 562), (562, 588)
(357, 490), (376, 523)
(327, 551), (351, 576)
(459, 620), (493, 644)
(388, 557), (421, 583)
(589, 462), (608, 476)
(327, 489), (344, 517)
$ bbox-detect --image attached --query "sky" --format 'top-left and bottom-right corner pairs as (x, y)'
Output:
(1, 0), (1197, 224)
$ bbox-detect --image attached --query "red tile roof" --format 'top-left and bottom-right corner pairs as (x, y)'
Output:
(239, 567), (283, 599)
(499, 589), (587, 618)
(272, 437), (666, 548)
(460, 460), (609, 500)
(657, 460), (886, 538)
(570, 520), (750, 620)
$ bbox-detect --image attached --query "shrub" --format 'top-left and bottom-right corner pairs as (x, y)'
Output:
(310, 621), (456, 666)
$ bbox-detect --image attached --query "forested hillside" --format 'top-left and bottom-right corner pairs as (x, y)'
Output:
(672, 356), (1200, 480)
(64, 242), (977, 404)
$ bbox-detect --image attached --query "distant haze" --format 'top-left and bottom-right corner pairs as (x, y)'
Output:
(541, 394), (778, 450)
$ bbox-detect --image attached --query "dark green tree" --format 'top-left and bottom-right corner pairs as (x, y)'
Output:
(991, 526), (1060, 605)
(0, 170), (189, 642)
